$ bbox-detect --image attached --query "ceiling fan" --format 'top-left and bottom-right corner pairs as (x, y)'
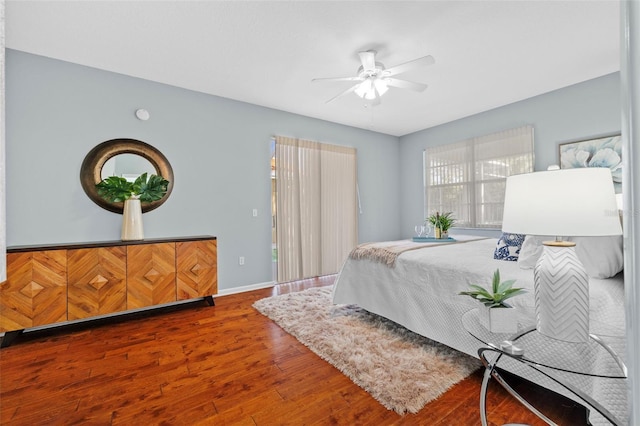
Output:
(312, 50), (435, 105)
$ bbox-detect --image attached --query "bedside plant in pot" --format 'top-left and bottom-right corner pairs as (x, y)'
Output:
(459, 269), (526, 333)
(96, 173), (170, 241)
(427, 211), (455, 239)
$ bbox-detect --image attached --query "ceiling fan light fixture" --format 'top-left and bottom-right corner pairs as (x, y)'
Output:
(374, 78), (389, 96)
(355, 78), (388, 100)
(354, 79), (373, 99)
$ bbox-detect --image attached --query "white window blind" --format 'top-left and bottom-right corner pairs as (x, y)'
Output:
(424, 125), (534, 228)
(275, 136), (358, 282)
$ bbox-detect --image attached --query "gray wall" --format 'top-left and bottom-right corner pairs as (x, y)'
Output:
(5, 49), (401, 290)
(399, 73), (621, 239)
(5, 49), (621, 290)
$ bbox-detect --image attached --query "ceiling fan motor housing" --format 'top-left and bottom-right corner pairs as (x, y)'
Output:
(357, 62), (387, 78)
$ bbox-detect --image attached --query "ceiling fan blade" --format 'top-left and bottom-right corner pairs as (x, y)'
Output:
(385, 55), (435, 76)
(385, 78), (428, 92)
(359, 50), (376, 71)
(312, 76), (363, 83)
(325, 83), (360, 103)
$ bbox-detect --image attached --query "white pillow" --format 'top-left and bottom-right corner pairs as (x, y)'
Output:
(569, 235), (624, 279)
(517, 235), (546, 269)
(517, 235), (623, 279)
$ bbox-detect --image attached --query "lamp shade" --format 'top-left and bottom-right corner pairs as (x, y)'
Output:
(502, 168), (622, 237)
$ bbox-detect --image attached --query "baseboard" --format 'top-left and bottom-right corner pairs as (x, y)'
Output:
(216, 280), (276, 297)
(0, 296), (212, 342)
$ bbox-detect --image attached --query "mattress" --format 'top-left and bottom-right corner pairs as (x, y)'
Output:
(332, 237), (627, 424)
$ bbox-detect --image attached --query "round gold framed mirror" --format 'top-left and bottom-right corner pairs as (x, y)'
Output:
(80, 139), (174, 213)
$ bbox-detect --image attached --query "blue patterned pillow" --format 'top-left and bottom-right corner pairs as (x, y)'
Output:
(494, 233), (526, 261)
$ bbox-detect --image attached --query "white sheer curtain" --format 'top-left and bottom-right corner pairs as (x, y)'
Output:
(425, 125), (534, 228)
(275, 136), (357, 282)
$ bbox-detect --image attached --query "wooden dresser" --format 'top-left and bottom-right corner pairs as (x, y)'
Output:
(0, 236), (217, 347)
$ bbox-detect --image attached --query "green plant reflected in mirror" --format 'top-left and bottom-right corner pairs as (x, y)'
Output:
(80, 139), (174, 214)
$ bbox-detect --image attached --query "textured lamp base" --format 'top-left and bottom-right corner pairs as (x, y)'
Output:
(534, 242), (589, 343)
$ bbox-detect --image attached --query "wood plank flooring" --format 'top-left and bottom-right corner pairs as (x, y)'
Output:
(0, 275), (587, 425)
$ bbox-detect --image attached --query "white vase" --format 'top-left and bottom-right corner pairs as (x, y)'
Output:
(478, 305), (518, 334)
(122, 196), (144, 241)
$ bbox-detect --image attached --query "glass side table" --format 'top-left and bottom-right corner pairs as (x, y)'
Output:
(461, 309), (627, 426)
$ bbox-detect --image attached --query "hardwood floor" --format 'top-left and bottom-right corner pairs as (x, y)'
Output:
(0, 275), (587, 425)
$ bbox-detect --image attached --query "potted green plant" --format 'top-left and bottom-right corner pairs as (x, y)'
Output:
(459, 269), (526, 333)
(96, 173), (169, 241)
(427, 211), (455, 238)
(96, 173), (169, 203)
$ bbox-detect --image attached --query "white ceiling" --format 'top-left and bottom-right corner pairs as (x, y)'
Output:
(5, 1), (620, 137)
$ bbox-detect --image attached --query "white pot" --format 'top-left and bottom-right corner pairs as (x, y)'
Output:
(478, 305), (518, 334)
(122, 196), (144, 241)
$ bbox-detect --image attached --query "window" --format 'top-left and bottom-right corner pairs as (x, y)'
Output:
(424, 125), (534, 228)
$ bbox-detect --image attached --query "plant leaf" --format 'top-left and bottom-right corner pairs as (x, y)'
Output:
(502, 288), (526, 298)
(96, 176), (133, 202)
(497, 279), (517, 294)
(492, 269), (501, 293)
(139, 174), (169, 202)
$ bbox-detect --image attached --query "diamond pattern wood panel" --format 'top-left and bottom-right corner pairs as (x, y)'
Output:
(127, 243), (176, 309)
(67, 247), (127, 320)
(1, 251), (67, 332)
(176, 239), (217, 300)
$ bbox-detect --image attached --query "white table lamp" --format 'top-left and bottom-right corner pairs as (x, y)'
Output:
(502, 168), (622, 342)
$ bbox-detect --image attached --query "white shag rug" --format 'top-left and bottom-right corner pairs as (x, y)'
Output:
(253, 286), (480, 414)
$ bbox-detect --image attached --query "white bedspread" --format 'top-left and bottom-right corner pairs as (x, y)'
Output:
(332, 237), (627, 424)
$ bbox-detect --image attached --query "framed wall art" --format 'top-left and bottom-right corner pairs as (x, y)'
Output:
(559, 134), (622, 193)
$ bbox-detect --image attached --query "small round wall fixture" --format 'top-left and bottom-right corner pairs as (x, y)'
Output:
(80, 138), (174, 214)
(135, 109), (150, 121)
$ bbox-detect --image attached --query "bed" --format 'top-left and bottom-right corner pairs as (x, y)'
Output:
(332, 235), (627, 425)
